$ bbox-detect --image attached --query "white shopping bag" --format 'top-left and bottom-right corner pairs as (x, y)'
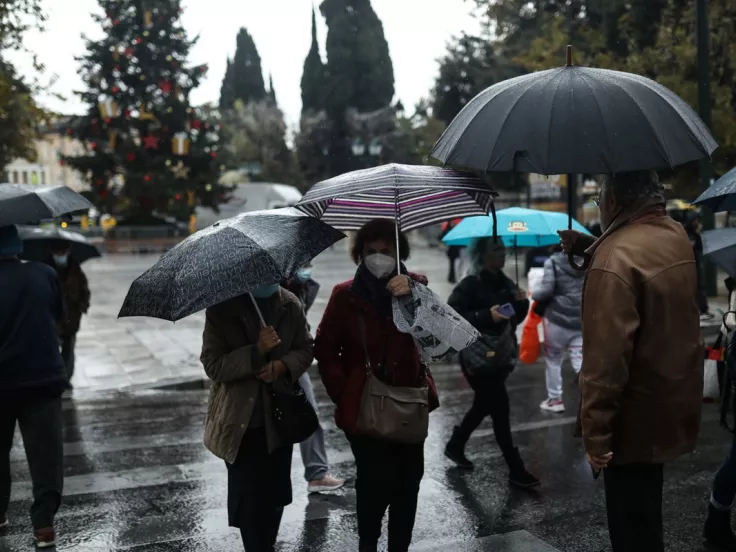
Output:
(392, 282), (480, 363)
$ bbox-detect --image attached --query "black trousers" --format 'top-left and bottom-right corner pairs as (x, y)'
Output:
(457, 372), (515, 458)
(227, 428), (293, 552)
(60, 334), (76, 382)
(0, 396), (64, 529)
(348, 434), (424, 552)
(603, 463), (664, 552)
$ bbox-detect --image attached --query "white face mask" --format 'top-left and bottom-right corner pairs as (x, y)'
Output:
(364, 253), (396, 279)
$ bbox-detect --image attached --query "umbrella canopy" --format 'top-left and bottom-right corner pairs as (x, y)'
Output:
(430, 56), (717, 175)
(442, 207), (591, 247)
(0, 184), (93, 227)
(118, 208), (345, 322)
(295, 164), (497, 232)
(18, 227), (101, 264)
(702, 228), (736, 278)
(693, 166), (736, 212)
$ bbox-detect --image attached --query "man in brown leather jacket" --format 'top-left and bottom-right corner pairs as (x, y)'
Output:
(560, 171), (703, 552)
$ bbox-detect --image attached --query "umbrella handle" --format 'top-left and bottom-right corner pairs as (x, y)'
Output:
(249, 293), (267, 328)
(568, 252), (590, 271)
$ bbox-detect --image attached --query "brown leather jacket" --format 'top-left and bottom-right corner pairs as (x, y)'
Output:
(579, 203), (703, 465)
(200, 289), (313, 463)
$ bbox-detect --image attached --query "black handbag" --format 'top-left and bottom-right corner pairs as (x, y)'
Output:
(270, 378), (320, 445)
(459, 323), (517, 375)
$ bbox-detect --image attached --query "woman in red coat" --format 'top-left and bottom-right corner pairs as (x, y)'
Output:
(314, 219), (439, 552)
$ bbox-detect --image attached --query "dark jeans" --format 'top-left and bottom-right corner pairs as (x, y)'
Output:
(0, 396), (64, 529)
(712, 431), (736, 509)
(60, 334), (76, 382)
(457, 372), (515, 458)
(348, 434), (424, 552)
(603, 463), (664, 552)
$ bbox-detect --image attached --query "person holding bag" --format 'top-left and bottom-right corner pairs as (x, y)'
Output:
(314, 219), (440, 552)
(443, 237), (540, 488)
(200, 284), (314, 552)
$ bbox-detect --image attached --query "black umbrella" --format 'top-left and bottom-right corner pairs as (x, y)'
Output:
(431, 46), (717, 268)
(118, 208), (345, 322)
(693, 166), (736, 213)
(702, 228), (736, 278)
(18, 227), (102, 265)
(0, 184), (94, 227)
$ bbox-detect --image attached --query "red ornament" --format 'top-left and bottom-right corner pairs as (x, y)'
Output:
(90, 142), (98, 150)
(192, 119), (202, 130)
(113, 19), (119, 25)
(125, 47), (134, 57)
(175, 193), (182, 201)
(143, 135), (159, 149)
(144, 174), (151, 182)
(127, 152), (136, 162)
(210, 151), (217, 159)
(105, 117), (112, 124)
(99, 190), (108, 200)
(159, 81), (173, 94)
(124, 109), (131, 119)
(111, 86), (119, 94)
(96, 178), (103, 185)
(135, 37), (143, 45)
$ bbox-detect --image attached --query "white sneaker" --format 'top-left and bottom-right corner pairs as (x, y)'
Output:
(540, 399), (565, 413)
(308, 474), (345, 493)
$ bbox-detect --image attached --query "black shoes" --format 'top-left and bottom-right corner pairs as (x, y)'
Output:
(705, 503), (736, 551)
(444, 427), (474, 470)
(506, 447), (541, 489)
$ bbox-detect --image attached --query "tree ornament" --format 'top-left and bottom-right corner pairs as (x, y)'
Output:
(143, 134), (159, 149)
(108, 131), (117, 150)
(91, 142), (98, 150)
(186, 190), (196, 207)
(112, 48), (120, 61)
(143, 31), (150, 37)
(125, 47), (134, 58)
(140, 75), (146, 81)
(111, 86), (119, 94)
(170, 161), (190, 179)
(135, 37), (143, 45)
(127, 152), (136, 162)
(171, 132), (191, 156)
(159, 81), (173, 94)
(175, 193), (182, 201)
(210, 151), (217, 159)
(144, 10), (153, 27)
(138, 106), (156, 121)
(206, 183), (213, 191)
(98, 99), (119, 118)
(165, 159), (172, 167)
(144, 174), (152, 182)
(192, 119), (202, 130)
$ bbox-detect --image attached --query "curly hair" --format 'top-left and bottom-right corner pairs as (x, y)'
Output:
(350, 218), (410, 265)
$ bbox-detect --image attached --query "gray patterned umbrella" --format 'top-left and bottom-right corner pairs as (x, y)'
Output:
(118, 208), (345, 321)
(0, 184), (93, 226)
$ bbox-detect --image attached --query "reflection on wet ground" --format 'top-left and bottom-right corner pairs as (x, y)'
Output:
(0, 361), (728, 551)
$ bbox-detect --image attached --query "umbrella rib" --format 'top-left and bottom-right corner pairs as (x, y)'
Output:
(545, 69), (568, 176)
(577, 71), (613, 174)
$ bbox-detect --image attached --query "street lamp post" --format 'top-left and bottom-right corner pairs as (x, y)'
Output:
(697, 0), (717, 296)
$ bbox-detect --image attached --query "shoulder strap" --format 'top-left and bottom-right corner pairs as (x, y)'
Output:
(358, 315), (372, 375)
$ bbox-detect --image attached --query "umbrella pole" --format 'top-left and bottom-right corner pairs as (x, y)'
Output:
(248, 293), (267, 328)
(394, 187), (402, 275)
(514, 235), (519, 285)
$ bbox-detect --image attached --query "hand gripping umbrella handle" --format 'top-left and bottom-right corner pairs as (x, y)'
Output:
(568, 252), (590, 271)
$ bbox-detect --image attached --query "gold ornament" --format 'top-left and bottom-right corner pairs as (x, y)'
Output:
(138, 106), (156, 121)
(189, 214), (197, 235)
(170, 160), (190, 179)
(98, 99), (119, 118)
(186, 190), (196, 207)
(171, 132), (191, 156)
(144, 10), (153, 27)
(165, 159), (172, 167)
(112, 48), (120, 61)
(108, 131), (117, 150)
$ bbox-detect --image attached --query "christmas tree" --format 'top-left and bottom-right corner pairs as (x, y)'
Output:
(61, 0), (225, 223)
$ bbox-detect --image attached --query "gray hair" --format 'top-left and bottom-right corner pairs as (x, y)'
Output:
(600, 170), (664, 205)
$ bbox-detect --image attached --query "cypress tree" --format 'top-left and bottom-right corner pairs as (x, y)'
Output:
(224, 28), (266, 110)
(300, 7), (326, 113)
(219, 58), (235, 111)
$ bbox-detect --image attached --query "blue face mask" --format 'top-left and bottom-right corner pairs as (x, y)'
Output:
(250, 284), (280, 298)
(53, 254), (69, 267)
(296, 268), (312, 282)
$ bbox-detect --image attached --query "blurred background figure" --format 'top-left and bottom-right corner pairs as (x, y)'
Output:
(532, 245), (584, 413)
(683, 211), (712, 323)
(440, 218), (464, 283)
(45, 240), (90, 387)
(281, 264), (345, 494)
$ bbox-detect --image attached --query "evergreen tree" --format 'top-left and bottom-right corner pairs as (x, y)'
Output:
(300, 7), (325, 113)
(61, 0), (224, 222)
(320, 0), (395, 118)
(219, 57), (234, 111)
(221, 27), (265, 111)
(267, 73), (276, 105)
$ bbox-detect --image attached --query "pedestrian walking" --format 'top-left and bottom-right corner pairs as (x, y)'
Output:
(314, 219), (440, 552)
(440, 219), (464, 284)
(45, 240), (90, 387)
(200, 285), (314, 552)
(0, 225), (65, 549)
(532, 246), (584, 413)
(685, 212), (714, 323)
(281, 266), (345, 494)
(443, 237), (540, 488)
(560, 171), (702, 552)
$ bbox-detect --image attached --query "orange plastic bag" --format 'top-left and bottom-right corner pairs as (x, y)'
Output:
(519, 303), (543, 364)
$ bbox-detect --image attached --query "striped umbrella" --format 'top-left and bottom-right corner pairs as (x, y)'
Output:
(295, 164), (498, 232)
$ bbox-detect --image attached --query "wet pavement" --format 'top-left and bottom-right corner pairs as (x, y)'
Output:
(1, 245), (731, 551)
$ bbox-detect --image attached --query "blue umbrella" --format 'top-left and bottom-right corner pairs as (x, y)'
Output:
(442, 207), (591, 247)
(693, 166), (736, 212)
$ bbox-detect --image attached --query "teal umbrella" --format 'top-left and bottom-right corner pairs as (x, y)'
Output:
(443, 207), (592, 282)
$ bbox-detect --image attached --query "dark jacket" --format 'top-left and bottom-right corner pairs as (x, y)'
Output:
(47, 258), (90, 336)
(314, 272), (440, 435)
(579, 202), (702, 465)
(532, 252), (585, 331)
(282, 277), (320, 315)
(448, 270), (529, 337)
(200, 290), (313, 462)
(0, 258), (66, 399)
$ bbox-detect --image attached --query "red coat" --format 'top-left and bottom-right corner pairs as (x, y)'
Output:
(314, 274), (440, 435)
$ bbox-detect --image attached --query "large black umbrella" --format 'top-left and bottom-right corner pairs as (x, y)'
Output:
(118, 208), (345, 322)
(702, 228), (736, 278)
(18, 227), (102, 264)
(0, 184), (94, 227)
(693, 166), (736, 212)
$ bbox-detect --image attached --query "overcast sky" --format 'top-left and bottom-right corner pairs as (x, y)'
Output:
(9, 0), (480, 129)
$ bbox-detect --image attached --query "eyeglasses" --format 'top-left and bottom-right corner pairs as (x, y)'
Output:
(591, 196), (600, 207)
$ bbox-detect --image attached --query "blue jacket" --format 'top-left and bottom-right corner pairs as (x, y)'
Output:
(532, 252), (585, 331)
(0, 258), (66, 399)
